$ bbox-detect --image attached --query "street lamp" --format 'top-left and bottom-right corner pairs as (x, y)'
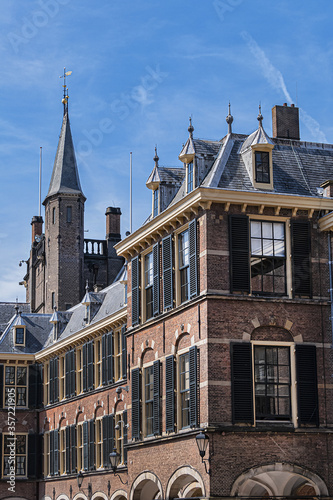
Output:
(195, 432), (211, 475)
(77, 471), (92, 499)
(109, 449), (128, 484)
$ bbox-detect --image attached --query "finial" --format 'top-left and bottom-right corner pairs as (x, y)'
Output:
(85, 280), (89, 292)
(188, 117), (194, 139)
(257, 103), (263, 127)
(59, 67), (72, 114)
(226, 101), (234, 134)
(153, 145), (159, 167)
(14, 301), (19, 316)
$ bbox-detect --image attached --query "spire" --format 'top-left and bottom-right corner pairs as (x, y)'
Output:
(257, 103), (263, 127)
(226, 102), (233, 134)
(153, 146), (159, 167)
(188, 117), (194, 139)
(44, 109), (85, 203)
(60, 68), (72, 116)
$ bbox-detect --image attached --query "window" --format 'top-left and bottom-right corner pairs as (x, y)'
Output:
(14, 327), (25, 346)
(77, 424), (84, 471)
(52, 207), (56, 224)
(44, 361), (49, 405)
(144, 252), (153, 320)
(255, 151), (270, 183)
(144, 366), (154, 436)
(115, 412), (125, 464)
(44, 432), (50, 477)
(95, 418), (103, 469)
(95, 338), (102, 388)
(114, 329), (122, 382)
(187, 162), (194, 192)
(132, 361), (160, 440)
(59, 428), (66, 474)
(250, 220), (286, 295)
(179, 353), (190, 428)
(153, 189), (159, 217)
(52, 292), (55, 310)
(76, 347), (83, 394)
(3, 434), (27, 477)
(4, 365), (27, 407)
(178, 230), (190, 304)
(59, 355), (65, 400)
(66, 206), (72, 223)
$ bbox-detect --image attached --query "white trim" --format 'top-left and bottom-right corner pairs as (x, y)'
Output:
(110, 489), (127, 500)
(165, 465), (206, 499)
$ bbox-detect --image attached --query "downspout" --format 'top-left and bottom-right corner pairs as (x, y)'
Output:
(328, 232), (333, 346)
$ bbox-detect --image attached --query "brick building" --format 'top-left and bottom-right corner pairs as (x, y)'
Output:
(1, 101), (333, 500)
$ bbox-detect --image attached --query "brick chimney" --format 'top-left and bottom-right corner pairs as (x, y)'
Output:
(31, 215), (43, 243)
(272, 103), (300, 140)
(105, 207), (121, 239)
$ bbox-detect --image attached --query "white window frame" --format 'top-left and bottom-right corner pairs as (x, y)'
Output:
(174, 223), (190, 306)
(95, 417), (103, 469)
(4, 363), (28, 408)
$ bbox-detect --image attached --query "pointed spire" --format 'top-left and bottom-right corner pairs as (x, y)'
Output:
(188, 117), (194, 138)
(226, 101), (233, 134)
(257, 103), (263, 127)
(153, 146), (159, 167)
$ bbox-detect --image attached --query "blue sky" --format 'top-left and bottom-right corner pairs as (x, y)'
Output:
(1, 0), (333, 302)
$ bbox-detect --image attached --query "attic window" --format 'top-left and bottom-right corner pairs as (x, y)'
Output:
(15, 327), (25, 346)
(153, 189), (159, 217)
(187, 162), (194, 193)
(255, 152), (270, 183)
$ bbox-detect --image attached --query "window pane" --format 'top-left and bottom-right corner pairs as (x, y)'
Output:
(5, 366), (15, 385)
(262, 222), (272, 239)
(251, 221), (261, 238)
(251, 238), (262, 255)
(17, 367), (27, 385)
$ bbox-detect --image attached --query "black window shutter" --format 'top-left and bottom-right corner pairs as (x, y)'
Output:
(189, 346), (199, 427)
(65, 426), (70, 474)
(131, 255), (140, 326)
(0, 365), (3, 409)
(231, 342), (253, 424)
(50, 430), (54, 476)
(70, 424), (76, 473)
(37, 434), (43, 478)
(70, 349), (76, 397)
(65, 352), (70, 399)
(82, 343), (87, 392)
(107, 331), (114, 385)
(28, 434), (37, 478)
(108, 414), (115, 460)
(83, 420), (88, 471)
(153, 242), (160, 316)
(153, 360), (161, 435)
(49, 359), (54, 404)
(102, 415), (109, 467)
(28, 364), (42, 409)
(165, 355), (175, 432)
(87, 341), (94, 391)
(162, 234), (173, 310)
(189, 219), (198, 299)
(229, 215), (250, 293)
(0, 434), (2, 479)
(123, 410), (128, 464)
(89, 419), (95, 471)
(102, 334), (107, 386)
(121, 325), (127, 380)
(291, 220), (312, 297)
(54, 358), (59, 403)
(296, 344), (319, 426)
(54, 429), (59, 476)
(131, 367), (141, 440)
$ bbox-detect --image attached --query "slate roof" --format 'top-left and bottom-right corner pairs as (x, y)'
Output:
(0, 313), (52, 354)
(0, 302), (30, 336)
(44, 111), (85, 201)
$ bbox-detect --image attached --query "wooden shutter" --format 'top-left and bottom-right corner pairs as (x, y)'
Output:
(82, 343), (87, 392)
(65, 426), (70, 474)
(28, 434), (37, 478)
(65, 351), (70, 398)
(0, 365), (3, 408)
(102, 415), (109, 467)
(162, 234), (173, 310)
(107, 331), (114, 385)
(70, 349), (76, 398)
(189, 219), (198, 299)
(296, 344), (319, 426)
(87, 341), (94, 391)
(165, 355), (175, 432)
(28, 364), (42, 408)
(70, 424), (76, 473)
(123, 410), (128, 465)
(291, 220), (312, 297)
(54, 429), (59, 476)
(121, 325), (127, 380)
(153, 243), (160, 316)
(189, 346), (198, 427)
(83, 421), (88, 471)
(131, 255), (140, 326)
(229, 215), (250, 293)
(89, 420), (95, 471)
(131, 368), (141, 440)
(153, 360), (161, 435)
(102, 334), (107, 385)
(50, 430), (54, 476)
(231, 343), (253, 424)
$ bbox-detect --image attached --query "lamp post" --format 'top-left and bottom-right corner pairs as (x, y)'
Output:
(195, 432), (211, 475)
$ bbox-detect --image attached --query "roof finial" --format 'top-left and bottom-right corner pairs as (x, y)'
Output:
(257, 103), (263, 127)
(59, 67), (72, 115)
(188, 116), (194, 139)
(85, 280), (89, 293)
(153, 145), (159, 167)
(226, 101), (234, 134)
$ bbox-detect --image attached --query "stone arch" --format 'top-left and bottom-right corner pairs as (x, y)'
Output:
(231, 463), (328, 497)
(130, 471), (163, 500)
(73, 493), (88, 500)
(110, 490), (127, 500)
(56, 495), (70, 500)
(91, 493), (108, 500)
(166, 466), (206, 499)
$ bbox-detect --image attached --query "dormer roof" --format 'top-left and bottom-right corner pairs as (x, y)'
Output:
(240, 122), (274, 153)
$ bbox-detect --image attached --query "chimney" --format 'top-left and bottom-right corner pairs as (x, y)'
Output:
(31, 216), (43, 243)
(272, 104), (300, 140)
(105, 207), (121, 239)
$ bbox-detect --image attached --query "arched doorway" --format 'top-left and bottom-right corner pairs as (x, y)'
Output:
(166, 466), (206, 499)
(130, 471), (163, 500)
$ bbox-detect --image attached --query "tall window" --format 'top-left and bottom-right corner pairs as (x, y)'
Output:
(153, 189), (159, 217)
(77, 424), (84, 471)
(59, 355), (65, 400)
(114, 330), (122, 382)
(179, 353), (190, 429)
(95, 338), (102, 388)
(44, 432), (50, 476)
(95, 419), (103, 469)
(5, 365), (27, 407)
(59, 428), (66, 474)
(3, 434), (27, 477)
(254, 346), (291, 421)
(250, 220), (286, 295)
(52, 292), (56, 310)
(115, 413), (124, 463)
(145, 252), (153, 320)
(255, 151), (270, 183)
(52, 207), (56, 224)
(144, 366), (154, 436)
(76, 347), (83, 395)
(187, 162), (193, 192)
(66, 206), (72, 223)
(178, 230), (190, 303)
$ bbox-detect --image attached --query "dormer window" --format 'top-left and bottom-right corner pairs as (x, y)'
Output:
(15, 327), (25, 346)
(153, 189), (159, 217)
(187, 162), (194, 193)
(255, 151), (270, 183)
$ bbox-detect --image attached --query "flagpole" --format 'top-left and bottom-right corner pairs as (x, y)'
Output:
(130, 152), (132, 234)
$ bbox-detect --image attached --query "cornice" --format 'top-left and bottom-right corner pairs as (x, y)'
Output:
(319, 211), (333, 232)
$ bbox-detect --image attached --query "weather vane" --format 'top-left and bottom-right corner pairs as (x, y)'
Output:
(59, 67), (72, 112)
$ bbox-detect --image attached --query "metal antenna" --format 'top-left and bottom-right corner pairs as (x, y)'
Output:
(130, 152), (133, 234)
(39, 147), (42, 217)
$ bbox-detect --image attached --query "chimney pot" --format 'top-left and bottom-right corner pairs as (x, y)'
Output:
(283, 102), (288, 106)
(105, 207), (121, 239)
(291, 103), (295, 108)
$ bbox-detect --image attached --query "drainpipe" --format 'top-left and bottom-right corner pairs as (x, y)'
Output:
(328, 233), (333, 346)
